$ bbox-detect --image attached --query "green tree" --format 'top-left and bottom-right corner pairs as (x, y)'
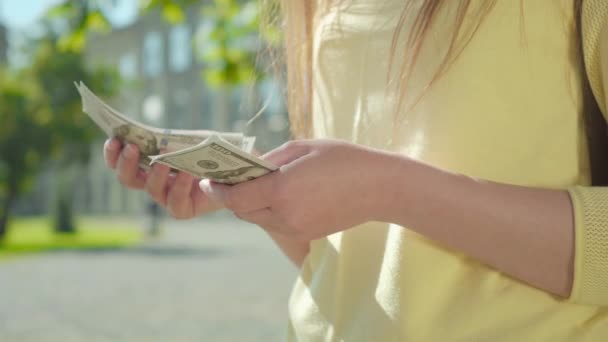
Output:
(0, 37), (118, 240)
(0, 74), (52, 239)
(30, 37), (118, 234)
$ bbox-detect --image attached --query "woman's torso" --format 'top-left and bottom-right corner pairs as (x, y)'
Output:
(287, 0), (608, 340)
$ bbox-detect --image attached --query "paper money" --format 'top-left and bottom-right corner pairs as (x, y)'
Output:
(76, 81), (277, 183)
(150, 135), (278, 184)
(75, 81), (253, 153)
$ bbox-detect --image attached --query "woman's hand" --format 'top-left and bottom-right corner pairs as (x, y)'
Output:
(103, 137), (222, 219)
(199, 140), (395, 241)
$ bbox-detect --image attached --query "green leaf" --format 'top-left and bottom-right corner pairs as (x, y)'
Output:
(58, 29), (86, 52)
(140, 0), (162, 12)
(205, 69), (227, 88)
(162, 3), (185, 24)
(85, 12), (111, 33)
(46, 3), (76, 18)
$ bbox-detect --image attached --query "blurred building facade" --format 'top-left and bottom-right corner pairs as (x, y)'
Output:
(71, 4), (290, 216)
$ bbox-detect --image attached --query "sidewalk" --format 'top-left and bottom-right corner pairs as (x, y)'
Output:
(0, 213), (297, 342)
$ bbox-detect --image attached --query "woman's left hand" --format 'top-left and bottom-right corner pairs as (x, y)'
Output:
(199, 139), (396, 241)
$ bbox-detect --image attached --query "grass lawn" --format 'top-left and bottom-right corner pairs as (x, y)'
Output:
(0, 216), (142, 260)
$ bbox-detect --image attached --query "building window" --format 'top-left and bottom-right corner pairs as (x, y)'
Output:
(200, 89), (213, 129)
(143, 31), (163, 77)
(142, 94), (164, 125)
(169, 25), (191, 73)
(195, 19), (218, 65)
(171, 88), (190, 128)
(118, 52), (137, 80)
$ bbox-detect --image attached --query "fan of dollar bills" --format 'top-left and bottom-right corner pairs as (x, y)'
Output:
(75, 82), (278, 184)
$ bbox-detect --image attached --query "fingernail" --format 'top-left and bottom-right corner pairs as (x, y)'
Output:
(125, 144), (137, 158)
(199, 179), (226, 203)
(104, 139), (114, 151)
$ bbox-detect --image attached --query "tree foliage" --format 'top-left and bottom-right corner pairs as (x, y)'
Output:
(0, 73), (50, 240)
(0, 74), (51, 198)
(29, 39), (118, 162)
(46, 1), (112, 52)
(197, 0), (260, 86)
(0, 35), (118, 239)
(47, 0), (278, 88)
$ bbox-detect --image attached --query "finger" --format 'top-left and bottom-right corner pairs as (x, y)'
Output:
(137, 168), (148, 181)
(116, 144), (146, 189)
(145, 164), (171, 207)
(200, 175), (276, 213)
(196, 179), (223, 206)
(166, 172), (195, 218)
(190, 180), (224, 215)
(103, 138), (122, 169)
(235, 208), (281, 231)
(262, 141), (311, 166)
(198, 179), (229, 205)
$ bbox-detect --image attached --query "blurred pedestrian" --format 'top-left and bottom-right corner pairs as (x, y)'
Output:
(146, 199), (162, 238)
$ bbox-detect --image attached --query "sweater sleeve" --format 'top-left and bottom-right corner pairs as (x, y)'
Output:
(568, 187), (608, 305)
(568, 0), (608, 306)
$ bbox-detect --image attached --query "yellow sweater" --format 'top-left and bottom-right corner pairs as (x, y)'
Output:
(287, 0), (608, 341)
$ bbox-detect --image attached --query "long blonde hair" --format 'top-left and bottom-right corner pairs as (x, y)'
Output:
(269, 0), (583, 138)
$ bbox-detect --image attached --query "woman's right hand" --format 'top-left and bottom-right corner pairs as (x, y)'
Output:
(103, 137), (223, 219)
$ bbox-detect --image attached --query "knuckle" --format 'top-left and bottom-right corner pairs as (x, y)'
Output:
(152, 197), (167, 208)
(159, 196), (169, 207)
(143, 180), (154, 194)
(283, 140), (302, 151)
(167, 190), (185, 207)
(285, 139), (311, 151)
(170, 180), (189, 197)
(116, 173), (130, 187)
(167, 206), (186, 220)
(148, 189), (166, 206)
(117, 172), (139, 189)
(178, 212), (192, 220)
(145, 180), (161, 197)
(168, 181), (190, 202)
(150, 190), (163, 203)
(174, 175), (191, 191)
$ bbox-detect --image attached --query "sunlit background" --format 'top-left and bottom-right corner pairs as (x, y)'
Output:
(0, 1), (295, 341)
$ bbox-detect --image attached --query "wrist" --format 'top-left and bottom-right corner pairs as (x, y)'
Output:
(365, 151), (420, 224)
(371, 153), (455, 227)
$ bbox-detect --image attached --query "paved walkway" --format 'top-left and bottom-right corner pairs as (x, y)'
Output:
(0, 213), (297, 342)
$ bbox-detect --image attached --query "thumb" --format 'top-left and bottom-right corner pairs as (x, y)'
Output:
(262, 141), (311, 167)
